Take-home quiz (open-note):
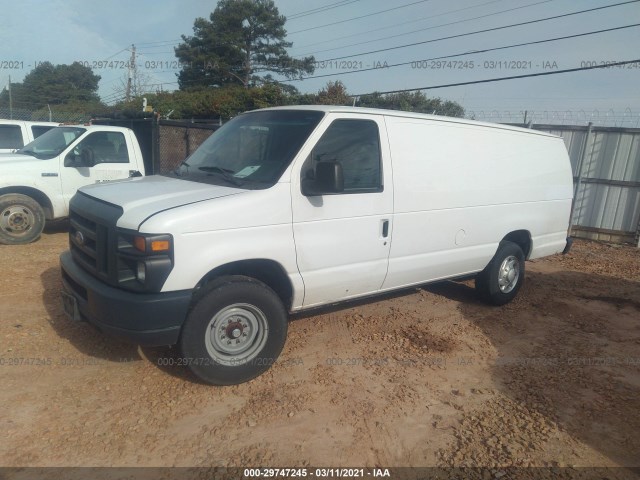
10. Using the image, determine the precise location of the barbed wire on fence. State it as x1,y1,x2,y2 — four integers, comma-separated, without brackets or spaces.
465,108,640,127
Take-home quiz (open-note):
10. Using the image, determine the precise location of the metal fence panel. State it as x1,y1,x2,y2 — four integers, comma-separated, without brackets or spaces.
532,124,640,245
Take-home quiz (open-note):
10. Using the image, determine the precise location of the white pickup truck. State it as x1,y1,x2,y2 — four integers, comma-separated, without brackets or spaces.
0,125,145,244
0,119,59,153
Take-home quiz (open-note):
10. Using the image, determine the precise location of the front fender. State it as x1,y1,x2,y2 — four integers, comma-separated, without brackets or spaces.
0,176,65,218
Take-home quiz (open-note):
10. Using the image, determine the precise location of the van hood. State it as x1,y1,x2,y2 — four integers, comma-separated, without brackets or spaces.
79,175,248,230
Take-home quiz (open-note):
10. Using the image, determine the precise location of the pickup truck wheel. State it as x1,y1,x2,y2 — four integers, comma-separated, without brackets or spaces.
475,241,525,306
179,275,288,385
0,194,46,245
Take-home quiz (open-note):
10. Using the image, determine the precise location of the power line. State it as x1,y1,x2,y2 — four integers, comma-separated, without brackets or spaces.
291,0,505,52
288,0,434,35
315,0,640,63
98,1,639,92
282,23,640,82
287,0,363,20
294,0,554,58
135,39,182,47
352,59,640,96
104,47,131,61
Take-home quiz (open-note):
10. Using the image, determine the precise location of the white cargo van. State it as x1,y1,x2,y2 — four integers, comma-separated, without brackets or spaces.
60,106,573,385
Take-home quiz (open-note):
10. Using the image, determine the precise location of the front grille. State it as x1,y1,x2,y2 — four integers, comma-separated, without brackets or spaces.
68,193,123,285
70,211,99,272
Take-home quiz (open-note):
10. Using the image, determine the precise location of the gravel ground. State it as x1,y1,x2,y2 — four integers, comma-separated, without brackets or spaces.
1,226,639,474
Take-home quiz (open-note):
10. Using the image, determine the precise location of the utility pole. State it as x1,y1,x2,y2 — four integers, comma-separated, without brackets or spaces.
8,75,13,119
126,44,136,102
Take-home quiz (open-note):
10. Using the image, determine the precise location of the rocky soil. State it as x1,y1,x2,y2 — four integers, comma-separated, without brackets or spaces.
1,226,639,477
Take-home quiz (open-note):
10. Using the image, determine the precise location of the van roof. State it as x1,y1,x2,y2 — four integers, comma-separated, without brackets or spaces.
258,105,558,138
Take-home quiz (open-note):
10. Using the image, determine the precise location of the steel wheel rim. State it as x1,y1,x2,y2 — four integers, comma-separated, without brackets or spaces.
498,255,520,293
1,204,35,235
205,303,269,366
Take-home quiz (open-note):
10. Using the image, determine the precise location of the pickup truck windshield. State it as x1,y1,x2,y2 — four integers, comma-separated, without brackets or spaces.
168,110,324,189
17,127,86,160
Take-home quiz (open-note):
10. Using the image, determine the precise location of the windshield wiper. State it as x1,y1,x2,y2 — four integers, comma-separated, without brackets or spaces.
198,166,243,186
173,161,190,177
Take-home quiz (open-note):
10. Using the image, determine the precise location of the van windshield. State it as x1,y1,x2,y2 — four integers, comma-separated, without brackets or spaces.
167,110,324,189
17,127,86,160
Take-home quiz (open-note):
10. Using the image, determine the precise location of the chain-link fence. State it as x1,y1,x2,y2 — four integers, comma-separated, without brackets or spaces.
0,106,93,123
157,122,219,173
465,108,640,128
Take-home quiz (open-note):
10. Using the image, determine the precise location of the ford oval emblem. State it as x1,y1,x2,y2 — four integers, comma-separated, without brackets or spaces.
75,231,85,246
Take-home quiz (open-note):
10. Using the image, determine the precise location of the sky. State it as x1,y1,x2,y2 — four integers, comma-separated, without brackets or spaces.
1,0,639,125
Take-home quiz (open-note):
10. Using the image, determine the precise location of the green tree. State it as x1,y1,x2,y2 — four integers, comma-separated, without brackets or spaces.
1,62,101,109
315,81,351,106
358,91,464,117
113,83,293,120
175,0,314,89
0,62,102,118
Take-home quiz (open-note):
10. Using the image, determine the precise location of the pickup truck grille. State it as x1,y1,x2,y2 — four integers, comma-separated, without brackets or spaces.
68,193,123,285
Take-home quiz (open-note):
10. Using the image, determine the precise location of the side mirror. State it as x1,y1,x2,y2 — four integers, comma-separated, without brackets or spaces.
302,161,344,196
80,148,96,167
64,148,95,168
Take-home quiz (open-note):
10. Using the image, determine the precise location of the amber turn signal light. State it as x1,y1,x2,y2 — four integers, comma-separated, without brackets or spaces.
151,240,170,252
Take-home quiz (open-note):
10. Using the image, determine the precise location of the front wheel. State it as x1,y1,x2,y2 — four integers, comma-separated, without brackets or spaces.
0,194,46,245
475,241,525,306
179,275,288,385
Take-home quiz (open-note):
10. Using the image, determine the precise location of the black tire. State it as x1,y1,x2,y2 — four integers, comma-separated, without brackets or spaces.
179,275,288,385
475,241,525,306
0,194,46,245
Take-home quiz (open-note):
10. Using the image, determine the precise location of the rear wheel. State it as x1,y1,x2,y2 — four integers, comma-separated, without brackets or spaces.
475,241,525,306
0,194,46,245
179,275,288,385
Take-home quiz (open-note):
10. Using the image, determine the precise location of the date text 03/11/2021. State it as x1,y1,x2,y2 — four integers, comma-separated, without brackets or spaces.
243,468,391,477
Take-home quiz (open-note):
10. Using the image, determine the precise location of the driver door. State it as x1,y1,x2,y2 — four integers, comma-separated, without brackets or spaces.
60,131,133,208
291,114,394,307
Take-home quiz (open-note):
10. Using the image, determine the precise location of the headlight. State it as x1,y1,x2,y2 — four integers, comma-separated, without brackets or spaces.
116,230,174,292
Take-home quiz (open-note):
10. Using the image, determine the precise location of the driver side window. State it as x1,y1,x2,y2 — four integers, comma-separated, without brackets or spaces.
302,119,382,193
65,132,129,167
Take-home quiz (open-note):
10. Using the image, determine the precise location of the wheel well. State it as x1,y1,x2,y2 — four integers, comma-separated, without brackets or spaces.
0,187,55,220
501,230,532,259
196,259,294,310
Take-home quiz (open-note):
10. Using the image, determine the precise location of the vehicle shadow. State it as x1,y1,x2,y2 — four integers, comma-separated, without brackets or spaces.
288,274,483,325
40,266,201,383
435,269,640,468
43,218,70,235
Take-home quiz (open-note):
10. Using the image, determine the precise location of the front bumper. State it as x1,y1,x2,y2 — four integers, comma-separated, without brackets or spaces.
60,251,192,346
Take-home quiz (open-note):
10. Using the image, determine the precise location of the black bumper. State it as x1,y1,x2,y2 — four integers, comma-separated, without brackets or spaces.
60,251,192,346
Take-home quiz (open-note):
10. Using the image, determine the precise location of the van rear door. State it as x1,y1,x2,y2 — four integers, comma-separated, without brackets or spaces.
291,114,394,307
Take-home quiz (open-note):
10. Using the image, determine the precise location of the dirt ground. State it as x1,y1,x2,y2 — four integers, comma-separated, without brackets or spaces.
1,224,639,474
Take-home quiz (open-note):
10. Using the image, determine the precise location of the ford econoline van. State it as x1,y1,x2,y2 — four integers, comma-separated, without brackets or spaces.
60,106,573,385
